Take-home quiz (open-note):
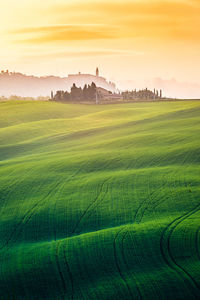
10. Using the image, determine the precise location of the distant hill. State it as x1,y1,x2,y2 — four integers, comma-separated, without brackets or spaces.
0,70,117,97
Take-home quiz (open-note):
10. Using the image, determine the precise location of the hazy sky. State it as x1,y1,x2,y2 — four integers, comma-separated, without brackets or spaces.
1,0,200,95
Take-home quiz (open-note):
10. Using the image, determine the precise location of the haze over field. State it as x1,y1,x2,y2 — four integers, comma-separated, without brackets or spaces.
1,0,200,98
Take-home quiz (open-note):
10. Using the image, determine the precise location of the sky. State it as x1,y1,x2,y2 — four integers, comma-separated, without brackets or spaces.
1,0,200,97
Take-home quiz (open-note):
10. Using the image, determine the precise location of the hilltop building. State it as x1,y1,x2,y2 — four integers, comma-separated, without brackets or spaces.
67,68,117,93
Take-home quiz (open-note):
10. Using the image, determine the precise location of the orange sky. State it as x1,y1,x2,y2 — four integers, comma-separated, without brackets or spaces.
1,0,200,96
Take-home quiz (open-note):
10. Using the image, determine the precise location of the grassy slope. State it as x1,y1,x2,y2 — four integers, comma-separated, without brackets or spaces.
0,100,200,299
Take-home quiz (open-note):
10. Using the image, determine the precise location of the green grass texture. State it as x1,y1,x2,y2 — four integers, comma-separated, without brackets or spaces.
0,100,200,299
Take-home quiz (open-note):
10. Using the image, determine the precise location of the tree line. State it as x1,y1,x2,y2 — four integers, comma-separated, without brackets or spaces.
52,84,163,103
122,88,162,100
53,82,97,102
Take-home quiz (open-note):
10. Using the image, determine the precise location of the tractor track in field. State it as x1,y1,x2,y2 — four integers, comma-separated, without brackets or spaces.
1,159,90,251
76,180,110,231
132,148,172,224
177,151,200,267
52,162,90,300
138,172,171,222
53,168,110,299
55,240,68,299
55,240,74,300
52,159,91,240
160,202,200,298
61,176,110,300
0,167,35,215
113,159,175,300
52,167,86,240
70,178,110,235
52,180,68,241
121,230,143,300
159,148,200,298
139,146,182,221
58,160,116,299
67,159,142,298
112,147,185,299
70,159,139,298
195,225,200,261
133,173,167,224
135,188,164,223
0,179,62,251
129,149,199,298
62,243,74,300
113,228,135,300
112,171,146,300
1,161,85,299
112,164,157,299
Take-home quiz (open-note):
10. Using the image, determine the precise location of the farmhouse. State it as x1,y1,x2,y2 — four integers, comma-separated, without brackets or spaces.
96,87,123,101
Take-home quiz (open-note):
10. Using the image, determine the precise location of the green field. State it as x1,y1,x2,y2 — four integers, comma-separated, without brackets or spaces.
0,100,200,299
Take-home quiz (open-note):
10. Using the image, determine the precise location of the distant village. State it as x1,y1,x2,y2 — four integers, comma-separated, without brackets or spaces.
52,68,163,104
0,68,163,102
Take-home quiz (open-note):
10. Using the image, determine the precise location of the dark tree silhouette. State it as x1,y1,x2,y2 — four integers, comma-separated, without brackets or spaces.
71,83,82,101
53,82,97,102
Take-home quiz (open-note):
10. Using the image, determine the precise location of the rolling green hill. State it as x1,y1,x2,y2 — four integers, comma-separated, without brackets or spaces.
0,100,200,299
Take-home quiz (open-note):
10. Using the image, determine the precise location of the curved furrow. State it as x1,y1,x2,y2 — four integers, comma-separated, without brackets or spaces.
178,155,200,267
113,228,134,299
52,163,90,300
62,242,74,300
53,160,90,240
2,162,96,299
55,240,68,299
113,173,147,297
70,178,110,235
52,180,69,241
0,179,62,251
2,166,85,297
1,160,87,250
121,230,143,300
78,180,110,227
0,171,25,211
132,159,169,224
134,177,164,224
117,149,182,297
143,164,173,216
167,205,200,292
195,226,200,261
138,183,169,223
120,165,180,299
55,240,74,300
0,166,40,223
52,173,110,299
143,142,186,216
160,202,200,298
69,162,142,297
132,192,149,224
112,172,150,300
164,148,200,293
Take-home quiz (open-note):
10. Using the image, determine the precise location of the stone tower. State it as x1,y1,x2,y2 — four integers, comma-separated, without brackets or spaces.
96,67,99,77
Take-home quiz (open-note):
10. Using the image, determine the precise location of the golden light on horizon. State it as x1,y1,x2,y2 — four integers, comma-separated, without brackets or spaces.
1,0,200,96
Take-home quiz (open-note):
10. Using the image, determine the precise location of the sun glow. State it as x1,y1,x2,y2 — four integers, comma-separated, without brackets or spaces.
1,0,200,96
